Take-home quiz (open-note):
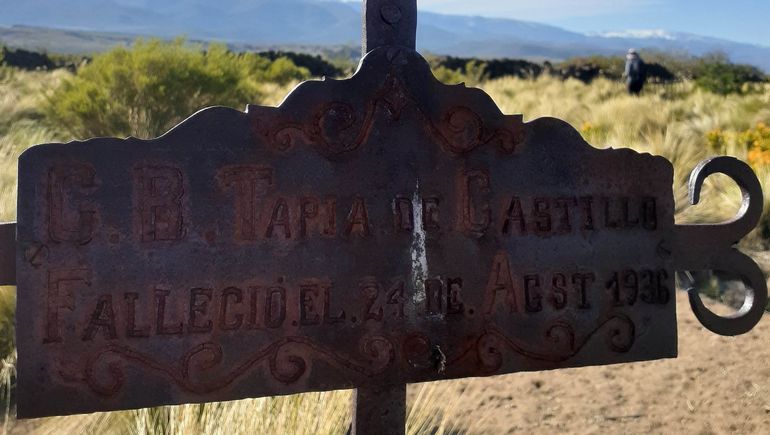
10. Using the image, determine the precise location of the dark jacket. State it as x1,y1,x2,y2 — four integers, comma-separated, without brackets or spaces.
625,56,646,83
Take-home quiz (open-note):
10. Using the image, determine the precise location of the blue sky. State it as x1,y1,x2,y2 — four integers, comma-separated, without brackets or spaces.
414,0,770,46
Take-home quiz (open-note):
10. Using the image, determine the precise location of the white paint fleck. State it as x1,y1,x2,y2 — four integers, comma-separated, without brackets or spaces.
410,180,428,307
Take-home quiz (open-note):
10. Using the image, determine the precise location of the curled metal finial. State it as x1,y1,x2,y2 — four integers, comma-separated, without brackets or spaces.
673,156,767,336
685,250,767,336
689,156,763,239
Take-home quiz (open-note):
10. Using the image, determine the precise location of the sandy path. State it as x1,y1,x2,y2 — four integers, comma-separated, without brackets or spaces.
428,290,770,434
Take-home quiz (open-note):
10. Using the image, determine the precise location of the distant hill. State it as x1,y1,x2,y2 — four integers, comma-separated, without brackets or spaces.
1,0,769,70
0,25,359,65
0,26,143,55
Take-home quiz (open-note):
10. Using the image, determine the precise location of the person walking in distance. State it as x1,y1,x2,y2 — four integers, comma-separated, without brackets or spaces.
624,49,647,95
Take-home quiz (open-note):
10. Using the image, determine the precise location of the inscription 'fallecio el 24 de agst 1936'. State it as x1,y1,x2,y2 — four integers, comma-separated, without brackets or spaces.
13,0,766,421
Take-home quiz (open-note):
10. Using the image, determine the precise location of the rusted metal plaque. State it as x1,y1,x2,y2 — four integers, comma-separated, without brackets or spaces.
14,2,766,420
16,48,672,417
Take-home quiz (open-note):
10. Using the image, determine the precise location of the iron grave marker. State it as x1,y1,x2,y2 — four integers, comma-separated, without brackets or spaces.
6,0,766,431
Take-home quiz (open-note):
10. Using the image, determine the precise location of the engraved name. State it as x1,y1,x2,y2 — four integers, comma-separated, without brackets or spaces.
46,164,662,244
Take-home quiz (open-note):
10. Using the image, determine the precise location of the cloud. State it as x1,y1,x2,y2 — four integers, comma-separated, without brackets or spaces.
415,0,660,21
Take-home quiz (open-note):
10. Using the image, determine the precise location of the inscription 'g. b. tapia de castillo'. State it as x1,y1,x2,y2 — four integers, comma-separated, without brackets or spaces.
12,0,766,422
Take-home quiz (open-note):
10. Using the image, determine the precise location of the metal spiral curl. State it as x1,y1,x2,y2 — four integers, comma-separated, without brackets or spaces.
674,156,768,336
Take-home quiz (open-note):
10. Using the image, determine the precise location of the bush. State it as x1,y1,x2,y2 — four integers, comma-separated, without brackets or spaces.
464,60,489,86
427,58,489,86
739,123,770,166
428,55,541,80
1,47,55,71
0,66,11,83
46,39,310,139
430,65,466,84
263,56,311,85
694,54,766,95
640,51,700,80
557,55,625,80
259,50,343,78
556,55,676,84
704,122,770,248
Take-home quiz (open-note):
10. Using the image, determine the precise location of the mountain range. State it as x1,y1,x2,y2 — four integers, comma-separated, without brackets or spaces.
1,0,769,70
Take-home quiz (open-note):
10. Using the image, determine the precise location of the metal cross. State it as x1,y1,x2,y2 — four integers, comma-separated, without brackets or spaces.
5,0,766,432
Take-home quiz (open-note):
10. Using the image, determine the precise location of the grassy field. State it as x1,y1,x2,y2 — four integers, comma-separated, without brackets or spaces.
0,62,768,434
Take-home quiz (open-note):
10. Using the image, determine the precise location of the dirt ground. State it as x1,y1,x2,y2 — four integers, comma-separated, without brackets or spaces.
429,290,770,434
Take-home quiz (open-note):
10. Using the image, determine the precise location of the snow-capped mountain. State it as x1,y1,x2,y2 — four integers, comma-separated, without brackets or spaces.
594,30,680,41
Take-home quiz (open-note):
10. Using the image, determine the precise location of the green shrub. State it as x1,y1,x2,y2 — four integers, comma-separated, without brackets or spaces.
464,60,489,86
46,39,310,139
557,55,626,79
0,66,11,83
263,56,311,85
259,50,342,78
694,54,766,95
556,55,677,84
431,65,466,84
426,56,488,86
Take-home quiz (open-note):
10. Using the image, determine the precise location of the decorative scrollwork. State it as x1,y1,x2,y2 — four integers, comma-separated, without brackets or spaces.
375,73,412,120
430,106,519,155
476,332,504,372
403,333,432,369
73,335,395,397
439,106,484,153
183,342,223,378
486,128,519,155
313,102,375,154
85,352,126,396
473,314,635,373
269,341,308,384
361,335,396,373
273,125,308,151
257,48,525,157
605,315,636,353
545,321,577,351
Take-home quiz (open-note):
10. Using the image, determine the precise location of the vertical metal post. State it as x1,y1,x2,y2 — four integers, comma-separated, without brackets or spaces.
352,384,407,435
362,0,418,55
355,1,414,433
